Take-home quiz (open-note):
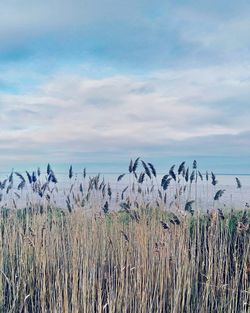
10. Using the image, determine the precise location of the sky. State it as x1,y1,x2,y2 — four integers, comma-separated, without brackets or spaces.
0,0,250,174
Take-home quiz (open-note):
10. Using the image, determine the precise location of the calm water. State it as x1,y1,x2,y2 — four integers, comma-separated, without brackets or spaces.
1,171,250,210
59,172,250,209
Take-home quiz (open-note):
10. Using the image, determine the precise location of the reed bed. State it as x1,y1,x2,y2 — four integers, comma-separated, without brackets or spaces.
0,159,249,312
0,208,249,312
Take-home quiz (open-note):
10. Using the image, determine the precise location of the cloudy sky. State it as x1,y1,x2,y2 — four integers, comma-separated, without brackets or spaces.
0,0,250,173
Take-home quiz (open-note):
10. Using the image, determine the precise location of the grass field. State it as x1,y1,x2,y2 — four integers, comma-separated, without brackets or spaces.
0,159,249,312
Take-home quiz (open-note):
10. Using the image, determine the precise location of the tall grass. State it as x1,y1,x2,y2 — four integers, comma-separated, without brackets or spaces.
0,159,249,312
0,208,249,312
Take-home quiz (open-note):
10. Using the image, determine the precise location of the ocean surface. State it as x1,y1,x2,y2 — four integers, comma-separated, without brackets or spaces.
1,170,249,210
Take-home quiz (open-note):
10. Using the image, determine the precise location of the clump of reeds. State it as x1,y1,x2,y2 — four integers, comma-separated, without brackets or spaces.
0,159,249,312
0,206,249,312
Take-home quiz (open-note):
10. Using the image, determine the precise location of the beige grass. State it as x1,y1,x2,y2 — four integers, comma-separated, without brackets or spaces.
0,208,249,313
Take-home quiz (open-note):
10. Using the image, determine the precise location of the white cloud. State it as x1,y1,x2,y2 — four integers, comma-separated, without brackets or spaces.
0,63,250,163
